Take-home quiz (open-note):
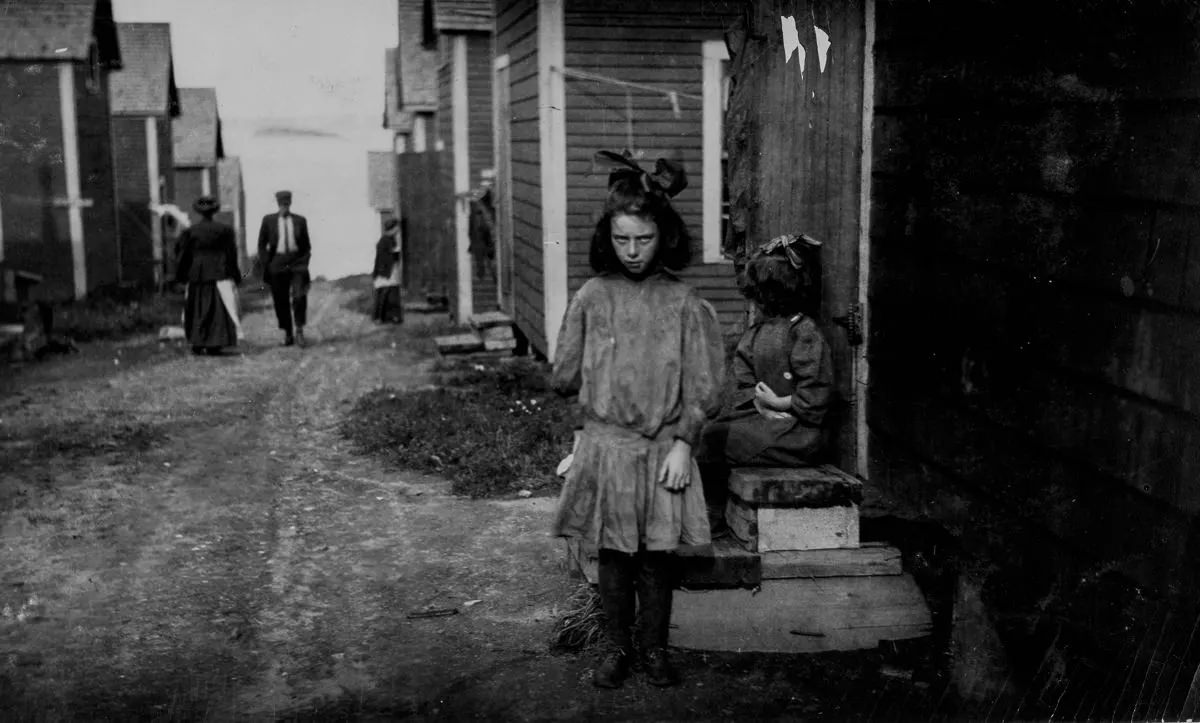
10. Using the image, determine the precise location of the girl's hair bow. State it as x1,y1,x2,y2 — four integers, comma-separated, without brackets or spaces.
754,233,822,269
593,150,688,199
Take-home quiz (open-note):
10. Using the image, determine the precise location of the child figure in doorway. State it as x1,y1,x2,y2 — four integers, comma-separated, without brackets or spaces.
698,234,835,526
551,150,726,689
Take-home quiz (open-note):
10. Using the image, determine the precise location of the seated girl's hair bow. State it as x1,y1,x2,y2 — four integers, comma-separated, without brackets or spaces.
755,233,822,269
593,150,688,199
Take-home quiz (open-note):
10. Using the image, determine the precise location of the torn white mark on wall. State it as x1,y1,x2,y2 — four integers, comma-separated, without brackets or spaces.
814,26,831,72
782,15,802,64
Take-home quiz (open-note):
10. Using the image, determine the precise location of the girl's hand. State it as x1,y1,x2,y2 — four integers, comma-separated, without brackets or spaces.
755,382,792,412
658,439,693,491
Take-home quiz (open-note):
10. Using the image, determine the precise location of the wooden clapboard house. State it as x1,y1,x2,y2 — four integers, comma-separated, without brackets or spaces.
493,0,744,359
718,1,1200,716
0,0,123,306
429,0,498,320
172,89,224,227
109,22,179,290
392,0,451,307
216,156,246,273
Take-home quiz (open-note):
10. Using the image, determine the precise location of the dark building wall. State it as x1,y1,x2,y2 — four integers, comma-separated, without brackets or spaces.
74,62,121,292
563,0,744,332
496,0,544,352
0,61,73,300
112,115,156,286
158,117,175,204
867,1,1200,716
467,33,497,312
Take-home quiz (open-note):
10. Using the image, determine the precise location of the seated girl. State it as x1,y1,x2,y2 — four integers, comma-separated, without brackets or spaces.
699,234,835,518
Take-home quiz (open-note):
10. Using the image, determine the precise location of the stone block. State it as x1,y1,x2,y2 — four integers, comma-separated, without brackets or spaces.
675,537,761,589
480,325,515,342
761,542,902,579
727,496,859,552
728,464,863,507
671,575,932,653
483,337,517,351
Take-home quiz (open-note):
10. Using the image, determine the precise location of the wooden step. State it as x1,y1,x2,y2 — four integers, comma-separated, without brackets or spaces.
434,332,484,354
761,542,902,579
468,311,513,330
671,574,932,653
728,464,863,507
727,496,859,552
676,536,761,589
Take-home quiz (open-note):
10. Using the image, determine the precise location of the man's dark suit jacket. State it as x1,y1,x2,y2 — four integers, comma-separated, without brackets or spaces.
257,212,312,280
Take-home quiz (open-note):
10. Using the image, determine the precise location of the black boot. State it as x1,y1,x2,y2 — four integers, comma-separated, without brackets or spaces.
595,549,635,689
637,551,681,687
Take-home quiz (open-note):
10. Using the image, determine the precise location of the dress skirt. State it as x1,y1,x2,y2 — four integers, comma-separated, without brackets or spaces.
184,281,238,348
553,420,711,554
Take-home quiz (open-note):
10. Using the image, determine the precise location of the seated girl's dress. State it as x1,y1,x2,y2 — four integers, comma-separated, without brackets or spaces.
551,272,726,554
703,312,834,467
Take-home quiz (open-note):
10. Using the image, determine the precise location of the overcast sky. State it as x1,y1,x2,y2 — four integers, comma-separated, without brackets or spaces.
113,0,400,280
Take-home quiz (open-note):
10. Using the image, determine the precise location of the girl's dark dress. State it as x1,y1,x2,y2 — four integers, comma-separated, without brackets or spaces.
176,219,240,349
703,313,834,466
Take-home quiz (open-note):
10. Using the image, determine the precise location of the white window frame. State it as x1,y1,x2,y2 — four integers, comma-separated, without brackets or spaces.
702,39,731,264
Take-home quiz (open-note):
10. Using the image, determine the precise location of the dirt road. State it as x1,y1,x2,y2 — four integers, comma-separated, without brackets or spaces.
0,281,930,721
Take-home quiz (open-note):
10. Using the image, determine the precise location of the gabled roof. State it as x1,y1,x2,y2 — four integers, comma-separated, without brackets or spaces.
383,47,414,133
110,23,178,116
0,0,120,63
218,156,242,207
398,0,438,110
367,151,396,211
431,0,492,33
173,88,224,167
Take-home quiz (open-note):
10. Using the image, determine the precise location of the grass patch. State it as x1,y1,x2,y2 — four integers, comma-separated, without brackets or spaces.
54,286,184,342
340,356,575,498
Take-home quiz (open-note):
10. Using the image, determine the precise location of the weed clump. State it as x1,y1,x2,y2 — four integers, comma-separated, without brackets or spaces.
340,357,575,498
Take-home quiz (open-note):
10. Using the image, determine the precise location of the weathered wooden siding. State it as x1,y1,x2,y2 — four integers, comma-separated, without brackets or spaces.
75,63,122,293
0,62,73,300
867,1,1200,717
723,0,866,470
398,150,455,302
113,116,156,286
467,33,497,312
563,0,744,334
497,0,545,353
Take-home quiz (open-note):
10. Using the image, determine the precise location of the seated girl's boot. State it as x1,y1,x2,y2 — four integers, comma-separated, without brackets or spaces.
592,644,631,688
642,646,680,687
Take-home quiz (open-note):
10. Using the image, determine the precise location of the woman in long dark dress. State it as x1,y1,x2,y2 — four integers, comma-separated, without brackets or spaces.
176,196,241,355
371,218,403,323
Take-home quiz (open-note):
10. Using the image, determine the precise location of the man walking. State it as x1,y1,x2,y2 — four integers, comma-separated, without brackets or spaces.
257,190,312,347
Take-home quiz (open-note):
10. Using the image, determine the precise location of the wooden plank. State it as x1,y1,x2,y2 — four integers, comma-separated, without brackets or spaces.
435,332,484,354
468,310,513,329
671,575,932,653
676,536,761,589
729,464,864,507
761,543,903,579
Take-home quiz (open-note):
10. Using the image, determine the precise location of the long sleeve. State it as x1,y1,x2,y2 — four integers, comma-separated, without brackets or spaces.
550,288,586,396
788,318,834,427
174,229,194,283
675,295,726,447
730,325,758,411
223,227,241,282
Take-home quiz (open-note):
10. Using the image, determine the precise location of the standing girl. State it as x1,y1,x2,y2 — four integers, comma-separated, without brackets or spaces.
552,151,726,689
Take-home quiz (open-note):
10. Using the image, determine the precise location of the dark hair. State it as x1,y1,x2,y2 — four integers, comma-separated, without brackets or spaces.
588,176,692,273
740,244,822,318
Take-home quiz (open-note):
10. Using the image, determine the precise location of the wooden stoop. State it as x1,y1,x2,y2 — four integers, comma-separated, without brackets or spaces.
670,464,932,653
434,311,517,359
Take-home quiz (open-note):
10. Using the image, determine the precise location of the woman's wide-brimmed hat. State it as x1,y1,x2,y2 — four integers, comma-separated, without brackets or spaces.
193,196,219,214
592,150,687,199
